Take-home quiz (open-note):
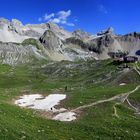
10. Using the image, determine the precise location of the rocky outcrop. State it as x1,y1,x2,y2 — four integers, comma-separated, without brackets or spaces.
39,30,69,61
39,30,94,61
0,41,45,65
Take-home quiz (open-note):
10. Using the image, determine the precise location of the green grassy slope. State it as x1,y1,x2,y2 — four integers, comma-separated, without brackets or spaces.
0,60,140,140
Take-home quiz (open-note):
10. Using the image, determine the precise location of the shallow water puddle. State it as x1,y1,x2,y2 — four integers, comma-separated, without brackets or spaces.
15,94,76,122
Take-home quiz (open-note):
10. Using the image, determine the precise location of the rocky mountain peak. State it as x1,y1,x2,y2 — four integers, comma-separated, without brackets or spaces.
46,22,66,30
0,18,23,28
107,27,114,33
11,19,23,27
0,18,9,24
125,32,140,38
72,29,95,41
46,22,62,30
97,27,114,36
46,22,72,40
39,29,63,50
72,29,91,38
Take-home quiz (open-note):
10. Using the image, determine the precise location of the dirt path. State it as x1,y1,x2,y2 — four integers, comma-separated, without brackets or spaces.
70,63,140,113
113,103,120,118
135,61,140,70
71,85,140,112
125,62,140,113
126,99,138,112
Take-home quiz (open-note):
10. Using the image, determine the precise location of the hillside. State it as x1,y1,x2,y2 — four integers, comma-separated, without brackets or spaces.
0,59,140,139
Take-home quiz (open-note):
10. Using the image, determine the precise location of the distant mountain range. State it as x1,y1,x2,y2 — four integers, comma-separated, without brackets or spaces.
0,18,140,65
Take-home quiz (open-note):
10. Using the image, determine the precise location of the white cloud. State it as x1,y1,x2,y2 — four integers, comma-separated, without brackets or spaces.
98,4,108,14
39,10,75,27
65,23,75,27
44,13,55,20
51,18,60,23
57,10,71,20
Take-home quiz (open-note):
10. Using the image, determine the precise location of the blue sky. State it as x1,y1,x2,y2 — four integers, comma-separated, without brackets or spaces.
1,0,140,34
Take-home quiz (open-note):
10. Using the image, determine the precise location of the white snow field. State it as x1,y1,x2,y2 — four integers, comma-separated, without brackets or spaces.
15,94,77,122
15,94,66,111
53,112,76,122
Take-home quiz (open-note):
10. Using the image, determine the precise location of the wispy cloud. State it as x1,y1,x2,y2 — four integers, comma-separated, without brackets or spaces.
44,13,55,20
98,4,108,14
57,10,71,20
38,10,75,26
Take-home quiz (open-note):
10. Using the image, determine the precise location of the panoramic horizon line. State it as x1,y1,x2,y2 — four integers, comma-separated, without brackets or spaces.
0,17,138,35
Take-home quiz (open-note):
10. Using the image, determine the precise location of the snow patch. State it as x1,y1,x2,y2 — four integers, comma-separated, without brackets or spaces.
15,94,66,111
15,94,77,122
120,83,126,86
53,112,76,122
